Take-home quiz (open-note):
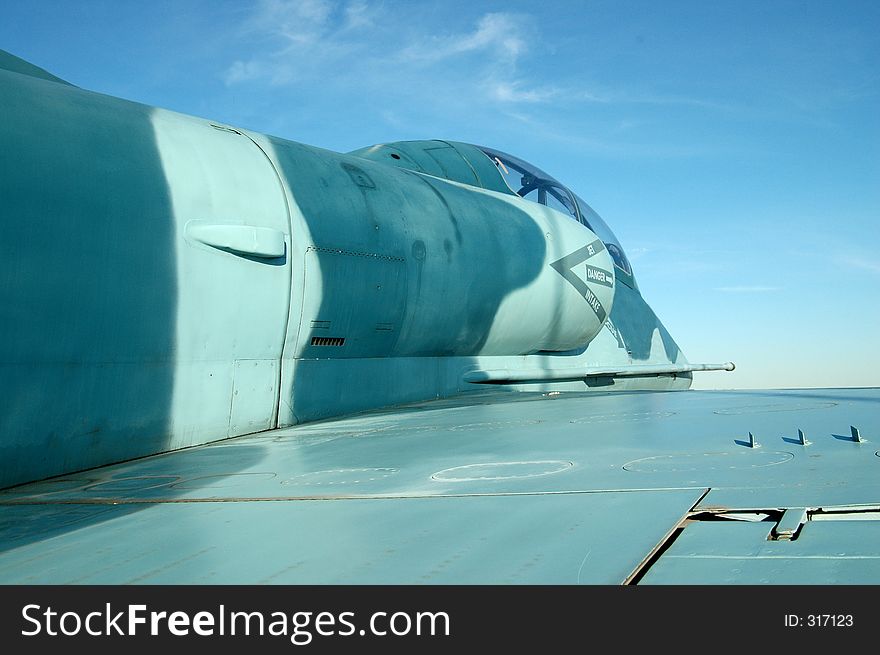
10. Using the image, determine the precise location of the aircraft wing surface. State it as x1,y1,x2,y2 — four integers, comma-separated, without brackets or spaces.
1,388,878,584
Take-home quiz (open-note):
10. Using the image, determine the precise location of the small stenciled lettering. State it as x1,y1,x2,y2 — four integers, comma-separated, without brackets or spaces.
583,288,606,322
604,320,617,338
549,240,609,318
584,288,601,313
586,265,614,288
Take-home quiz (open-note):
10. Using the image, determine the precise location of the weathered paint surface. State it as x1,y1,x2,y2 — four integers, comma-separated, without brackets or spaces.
1,50,687,488
2,50,875,587
0,389,876,584
0,63,179,486
152,110,291,446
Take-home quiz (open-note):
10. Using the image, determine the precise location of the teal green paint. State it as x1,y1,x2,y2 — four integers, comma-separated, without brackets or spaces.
420,143,480,187
1,388,877,584
0,50,695,489
0,490,703,584
641,521,880,584
349,139,513,196
269,137,547,357
0,67,177,488
268,137,553,422
445,141,516,194
0,49,72,86
609,282,684,363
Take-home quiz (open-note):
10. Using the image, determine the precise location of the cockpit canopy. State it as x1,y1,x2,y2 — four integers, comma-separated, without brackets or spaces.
479,147,579,221
348,139,634,282
477,146,632,278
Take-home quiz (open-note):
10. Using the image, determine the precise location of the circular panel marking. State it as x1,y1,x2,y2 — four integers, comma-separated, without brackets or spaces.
448,419,544,432
714,402,837,415
569,411,676,424
431,460,573,482
282,468,399,486
84,476,180,493
0,477,98,497
623,451,794,473
170,472,277,489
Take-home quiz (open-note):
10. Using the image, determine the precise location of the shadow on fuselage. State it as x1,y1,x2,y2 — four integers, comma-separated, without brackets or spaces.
609,282,682,364
0,67,180,488
268,139,549,422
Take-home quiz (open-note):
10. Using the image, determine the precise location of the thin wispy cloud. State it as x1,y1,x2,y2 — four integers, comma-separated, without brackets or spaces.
341,0,374,31
225,59,265,86
489,81,561,104
626,247,651,261
247,0,333,45
715,286,783,293
397,12,527,64
218,0,785,159
224,0,378,86
839,255,880,274
222,1,726,117
223,1,544,105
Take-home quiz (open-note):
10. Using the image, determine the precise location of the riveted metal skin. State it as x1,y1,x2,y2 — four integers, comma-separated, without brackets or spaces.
11,51,875,586
1,50,687,487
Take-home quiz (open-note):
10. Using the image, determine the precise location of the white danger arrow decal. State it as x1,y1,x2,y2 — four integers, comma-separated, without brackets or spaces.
549,238,612,323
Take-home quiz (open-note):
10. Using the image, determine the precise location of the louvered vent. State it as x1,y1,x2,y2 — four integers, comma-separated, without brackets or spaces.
310,337,346,347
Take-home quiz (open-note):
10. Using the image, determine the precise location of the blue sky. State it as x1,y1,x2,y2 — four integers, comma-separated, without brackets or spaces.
2,0,878,389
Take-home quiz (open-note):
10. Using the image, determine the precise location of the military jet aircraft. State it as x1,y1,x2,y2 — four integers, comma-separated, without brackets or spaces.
1,49,877,584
